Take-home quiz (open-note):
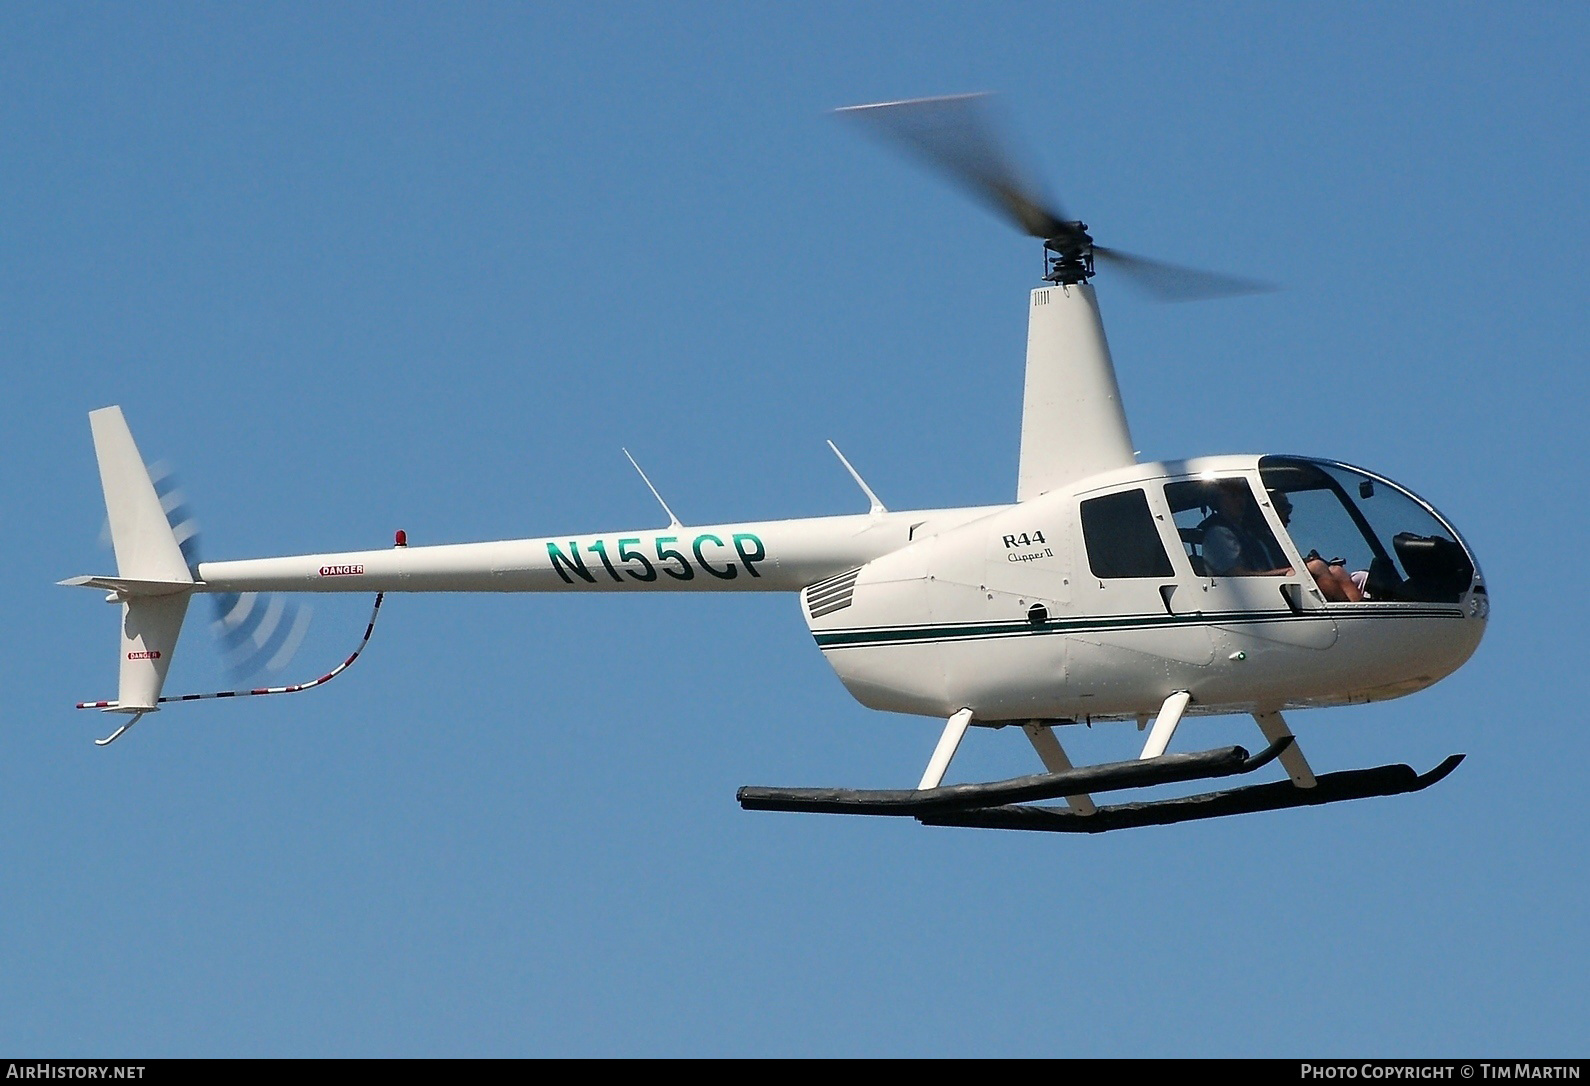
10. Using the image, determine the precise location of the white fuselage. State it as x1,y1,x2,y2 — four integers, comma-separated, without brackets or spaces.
803,456,1486,723
75,284,1487,724
191,454,1486,726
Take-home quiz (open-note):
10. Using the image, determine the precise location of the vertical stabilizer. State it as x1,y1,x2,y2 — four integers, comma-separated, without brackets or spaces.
91,407,195,585
86,407,194,711
114,594,190,712
1016,284,1136,501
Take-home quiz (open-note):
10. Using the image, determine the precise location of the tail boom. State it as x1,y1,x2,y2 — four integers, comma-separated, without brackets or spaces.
192,508,1002,595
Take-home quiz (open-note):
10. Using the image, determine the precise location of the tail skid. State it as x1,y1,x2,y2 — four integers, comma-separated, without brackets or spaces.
93,711,147,747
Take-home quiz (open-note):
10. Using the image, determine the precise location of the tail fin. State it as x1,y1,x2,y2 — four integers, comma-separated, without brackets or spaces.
91,407,194,585
65,407,196,712
111,593,191,713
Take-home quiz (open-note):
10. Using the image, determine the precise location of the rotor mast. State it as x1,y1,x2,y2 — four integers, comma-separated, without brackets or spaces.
1017,278,1134,500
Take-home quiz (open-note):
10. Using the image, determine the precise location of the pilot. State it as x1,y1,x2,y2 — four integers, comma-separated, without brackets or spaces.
1200,479,1291,577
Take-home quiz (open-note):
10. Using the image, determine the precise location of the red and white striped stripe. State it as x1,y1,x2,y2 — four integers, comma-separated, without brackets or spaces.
77,593,385,711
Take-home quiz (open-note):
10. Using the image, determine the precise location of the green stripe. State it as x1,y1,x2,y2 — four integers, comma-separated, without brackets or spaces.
813,607,1465,650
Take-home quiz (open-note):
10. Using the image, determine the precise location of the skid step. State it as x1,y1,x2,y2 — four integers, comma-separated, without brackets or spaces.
917,755,1465,834
737,739,1290,817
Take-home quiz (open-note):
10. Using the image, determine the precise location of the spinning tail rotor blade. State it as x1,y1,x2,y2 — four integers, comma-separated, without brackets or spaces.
836,93,1070,240
212,589,313,676
151,466,313,679
151,463,199,562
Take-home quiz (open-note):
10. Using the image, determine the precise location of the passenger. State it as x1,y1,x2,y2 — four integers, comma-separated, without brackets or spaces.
1268,490,1366,602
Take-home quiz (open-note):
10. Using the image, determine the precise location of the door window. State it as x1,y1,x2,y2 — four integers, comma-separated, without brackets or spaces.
1164,478,1290,578
1079,489,1174,579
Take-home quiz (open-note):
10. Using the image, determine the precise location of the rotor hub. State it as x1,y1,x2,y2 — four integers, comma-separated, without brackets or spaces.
1043,222,1095,285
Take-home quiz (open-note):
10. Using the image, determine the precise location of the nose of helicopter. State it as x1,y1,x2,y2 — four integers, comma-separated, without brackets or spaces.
1467,582,1490,621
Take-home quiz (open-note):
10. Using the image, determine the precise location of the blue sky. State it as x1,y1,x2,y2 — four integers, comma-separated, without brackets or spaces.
3,3,1586,1056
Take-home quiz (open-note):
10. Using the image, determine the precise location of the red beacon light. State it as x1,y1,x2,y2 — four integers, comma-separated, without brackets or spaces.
394,530,407,548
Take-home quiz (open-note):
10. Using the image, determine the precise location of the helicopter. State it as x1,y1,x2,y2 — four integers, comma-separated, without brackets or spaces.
64,95,1487,833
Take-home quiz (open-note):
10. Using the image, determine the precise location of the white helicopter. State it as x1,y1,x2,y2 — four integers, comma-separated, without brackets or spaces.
65,95,1487,833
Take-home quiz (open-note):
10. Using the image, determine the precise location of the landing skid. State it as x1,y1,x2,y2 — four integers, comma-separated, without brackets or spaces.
737,698,1465,834
738,739,1291,817
919,755,1464,834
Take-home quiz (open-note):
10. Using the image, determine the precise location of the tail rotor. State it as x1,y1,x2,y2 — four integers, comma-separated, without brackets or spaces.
68,406,386,744
149,464,314,681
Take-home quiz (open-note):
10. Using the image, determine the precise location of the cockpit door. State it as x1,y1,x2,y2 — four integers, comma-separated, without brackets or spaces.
1162,475,1337,651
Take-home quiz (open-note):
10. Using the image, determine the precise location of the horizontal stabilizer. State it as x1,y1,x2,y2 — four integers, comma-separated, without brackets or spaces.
60,575,200,597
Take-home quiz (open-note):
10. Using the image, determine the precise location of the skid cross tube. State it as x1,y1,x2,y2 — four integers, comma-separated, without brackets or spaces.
737,738,1291,817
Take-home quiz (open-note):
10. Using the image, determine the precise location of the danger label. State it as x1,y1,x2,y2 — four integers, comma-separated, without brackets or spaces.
318,564,365,577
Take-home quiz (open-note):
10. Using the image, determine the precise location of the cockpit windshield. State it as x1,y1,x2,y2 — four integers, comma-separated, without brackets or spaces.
1258,457,1475,603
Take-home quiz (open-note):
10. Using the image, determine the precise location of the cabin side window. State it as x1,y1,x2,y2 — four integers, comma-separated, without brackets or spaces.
1080,489,1174,579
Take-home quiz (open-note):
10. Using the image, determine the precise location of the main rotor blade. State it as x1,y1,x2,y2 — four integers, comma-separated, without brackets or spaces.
1094,245,1278,303
835,93,1068,239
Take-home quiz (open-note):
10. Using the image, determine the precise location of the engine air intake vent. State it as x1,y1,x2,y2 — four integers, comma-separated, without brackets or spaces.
804,568,862,620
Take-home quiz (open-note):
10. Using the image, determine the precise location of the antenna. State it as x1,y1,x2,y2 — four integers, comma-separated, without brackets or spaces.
623,448,682,528
827,440,886,514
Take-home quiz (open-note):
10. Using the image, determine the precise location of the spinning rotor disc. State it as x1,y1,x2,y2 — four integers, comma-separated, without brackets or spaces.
836,93,1273,298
